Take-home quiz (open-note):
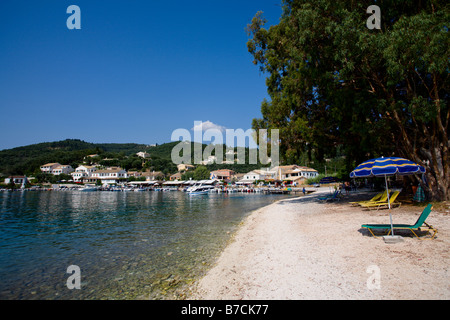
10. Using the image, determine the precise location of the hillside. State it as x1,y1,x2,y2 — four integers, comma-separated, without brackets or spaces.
0,139,267,176
0,139,156,176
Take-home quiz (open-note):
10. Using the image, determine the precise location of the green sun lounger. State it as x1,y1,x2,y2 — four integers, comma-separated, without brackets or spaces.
362,204,438,239
318,190,342,202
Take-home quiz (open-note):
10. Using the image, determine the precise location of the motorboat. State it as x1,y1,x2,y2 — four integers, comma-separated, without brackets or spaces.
187,185,214,195
80,185,98,192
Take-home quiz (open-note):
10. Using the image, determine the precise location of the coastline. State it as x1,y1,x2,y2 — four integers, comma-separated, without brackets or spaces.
187,189,449,300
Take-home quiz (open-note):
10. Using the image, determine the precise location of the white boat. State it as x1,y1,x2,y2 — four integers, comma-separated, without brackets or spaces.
188,185,214,195
80,186,98,192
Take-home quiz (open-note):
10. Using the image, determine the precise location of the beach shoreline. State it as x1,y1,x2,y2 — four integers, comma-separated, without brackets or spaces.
187,189,449,300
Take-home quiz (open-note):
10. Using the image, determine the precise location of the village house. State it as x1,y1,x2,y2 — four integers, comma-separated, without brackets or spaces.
241,169,277,183
142,170,165,181
201,155,217,165
40,163,74,175
271,165,319,182
170,172,182,181
51,165,74,175
136,152,151,159
127,170,143,178
177,163,195,172
40,163,61,174
71,165,97,182
210,169,236,182
4,176,28,185
84,154,99,159
90,167,127,184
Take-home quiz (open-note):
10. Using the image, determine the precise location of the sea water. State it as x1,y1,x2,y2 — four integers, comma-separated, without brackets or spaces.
0,190,292,299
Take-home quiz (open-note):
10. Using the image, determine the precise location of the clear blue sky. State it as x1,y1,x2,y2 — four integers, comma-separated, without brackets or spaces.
0,0,283,150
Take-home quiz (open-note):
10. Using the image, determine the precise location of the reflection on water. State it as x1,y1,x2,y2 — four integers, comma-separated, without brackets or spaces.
0,190,292,299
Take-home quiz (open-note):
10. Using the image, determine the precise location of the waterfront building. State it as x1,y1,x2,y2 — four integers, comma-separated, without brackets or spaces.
271,165,319,182
242,169,277,183
71,165,97,182
90,167,128,184
4,176,28,185
170,172,182,181
210,169,236,182
142,170,165,181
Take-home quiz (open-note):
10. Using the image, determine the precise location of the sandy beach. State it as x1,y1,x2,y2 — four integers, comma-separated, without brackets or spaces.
189,188,449,300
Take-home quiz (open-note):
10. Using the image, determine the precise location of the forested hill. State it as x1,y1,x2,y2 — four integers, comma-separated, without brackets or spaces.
0,139,269,177
0,139,161,176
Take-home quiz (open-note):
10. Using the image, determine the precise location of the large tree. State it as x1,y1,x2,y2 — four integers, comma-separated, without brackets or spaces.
247,0,449,200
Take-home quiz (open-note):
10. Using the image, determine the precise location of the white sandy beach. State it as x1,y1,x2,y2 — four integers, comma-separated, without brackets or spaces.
189,188,449,300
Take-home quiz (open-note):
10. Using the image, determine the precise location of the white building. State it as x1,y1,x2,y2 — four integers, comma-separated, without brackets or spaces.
177,163,195,172
241,169,277,183
71,165,97,182
90,167,127,184
201,155,217,165
271,165,319,182
51,165,74,175
4,176,28,185
136,152,151,159
40,163,61,174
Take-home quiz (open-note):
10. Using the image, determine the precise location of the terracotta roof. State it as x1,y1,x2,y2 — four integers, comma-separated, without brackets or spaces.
41,163,60,167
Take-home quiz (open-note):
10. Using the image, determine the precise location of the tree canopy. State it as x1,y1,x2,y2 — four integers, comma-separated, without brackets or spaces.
247,0,449,200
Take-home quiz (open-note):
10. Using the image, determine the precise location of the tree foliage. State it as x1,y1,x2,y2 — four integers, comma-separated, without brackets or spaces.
247,0,449,200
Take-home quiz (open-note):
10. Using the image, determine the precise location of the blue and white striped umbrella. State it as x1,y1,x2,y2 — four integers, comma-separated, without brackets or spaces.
350,157,426,238
350,157,425,178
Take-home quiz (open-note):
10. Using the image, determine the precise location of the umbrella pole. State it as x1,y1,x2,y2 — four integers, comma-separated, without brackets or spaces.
384,174,394,236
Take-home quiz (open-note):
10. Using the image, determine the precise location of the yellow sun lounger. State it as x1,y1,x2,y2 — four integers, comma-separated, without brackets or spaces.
359,190,401,210
350,190,387,207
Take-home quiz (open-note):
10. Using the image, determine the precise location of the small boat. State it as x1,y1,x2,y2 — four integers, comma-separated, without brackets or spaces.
80,186,98,192
188,185,214,196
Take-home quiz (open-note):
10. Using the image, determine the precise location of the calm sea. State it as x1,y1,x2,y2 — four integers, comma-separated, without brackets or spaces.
0,190,293,299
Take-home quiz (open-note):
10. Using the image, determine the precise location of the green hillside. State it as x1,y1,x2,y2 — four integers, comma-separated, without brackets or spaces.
0,139,155,176
0,139,267,177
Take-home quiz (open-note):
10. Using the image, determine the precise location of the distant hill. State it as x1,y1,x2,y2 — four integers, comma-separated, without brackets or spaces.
0,139,266,176
0,139,167,176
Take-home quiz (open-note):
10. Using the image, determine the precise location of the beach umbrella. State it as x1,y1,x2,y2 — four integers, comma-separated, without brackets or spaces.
350,157,425,241
319,176,339,184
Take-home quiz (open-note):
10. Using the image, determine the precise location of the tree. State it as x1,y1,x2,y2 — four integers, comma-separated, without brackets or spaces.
193,166,210,180
247,0,449,200
181,170,195,181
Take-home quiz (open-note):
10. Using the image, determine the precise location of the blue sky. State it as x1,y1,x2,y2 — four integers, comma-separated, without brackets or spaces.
0,0,282,150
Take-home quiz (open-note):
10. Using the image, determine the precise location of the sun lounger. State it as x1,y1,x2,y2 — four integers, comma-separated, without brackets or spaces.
318,190,342,202
350,191,387,207
318,190,337,201
361,204,437,239
359,190,401,210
